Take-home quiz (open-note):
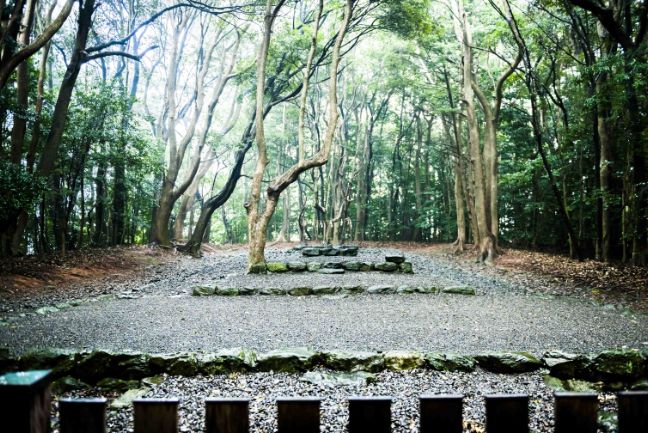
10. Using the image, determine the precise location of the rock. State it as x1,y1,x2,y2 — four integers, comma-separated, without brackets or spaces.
19,348,76,375
266,262,289,273
342,261,362,271
215,287,239,296
631,379,648,390
149,353,200,376
359,262,374,271
321,350,385,372
384,351,425,370
256,348,319,372
415,286,438,294
35,306,59,315
50,376,90,394
192,286,216,296
399,262,414,274
74,350,117,382
476,352,543,373
111,388,149,409
302,371,376,387
425,353,476,372
385,253,405,264
322,262,343,269
247,263,267,274
543,350,592,378
306,262,322,271
287,261,307,271
374,262,399,272
340,285,365,294
97,377,140,392
288,286,311,296
591,348,645,380
367,285,396,294
116,353,152,379
339,246,359,256
237,287,257,296
312,285,339,295
543,375,600,392
324,248,340,256
141,375,165,386
200,348,257,374
442,286,476,296
318,268,344,274
396,285,415,294
302,248,322,257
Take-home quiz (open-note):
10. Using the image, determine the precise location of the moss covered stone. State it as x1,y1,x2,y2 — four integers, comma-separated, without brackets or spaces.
267,262,289,273
374,262,399,272
256,348,319,372
215,287,239,296
312,285,339,295
384,351,425,370
306,262,322,271
425,353,476,372
476,352,543,373
287,261,307,271
342,261,362,271
321,350,385,372
367,285,396,294
192,286,216,296
591,348,646,380
288,286,311,296
442,286,476,295
399,262,414,273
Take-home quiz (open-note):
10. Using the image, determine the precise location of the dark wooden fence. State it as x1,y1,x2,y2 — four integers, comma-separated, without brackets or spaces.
2,370,648,433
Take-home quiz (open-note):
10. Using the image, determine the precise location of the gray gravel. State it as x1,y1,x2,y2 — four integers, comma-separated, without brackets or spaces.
2,292,646,356
52,369,617,433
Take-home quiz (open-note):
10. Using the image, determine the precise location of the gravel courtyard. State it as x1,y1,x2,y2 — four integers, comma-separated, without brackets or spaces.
1,246,646,356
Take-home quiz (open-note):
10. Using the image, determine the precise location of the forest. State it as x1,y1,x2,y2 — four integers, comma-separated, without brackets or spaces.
1,0,647,269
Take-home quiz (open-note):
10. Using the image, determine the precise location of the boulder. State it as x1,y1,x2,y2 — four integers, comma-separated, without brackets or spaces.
111,388,149,409
19,348,76,376
116,353,152,379
256,348,319,372
476,352,543,373
302,248,322,257
307,262,322,272
324,248,340,256
374,262,399,272
543,375,600,392
359,262,373,271
425,353,476,372
385,253,405,264
441,286,476,296
384,351,425,370
415,286,438,294
396,285,415,294
248,263,267,274
342,261,362,271
215,287,239,296
322,262,343,269
50,376,90,394
340,285,365,294
97,377,140,392
543,350,593,379
288,286,311,296
302,371,376,387
149,353,200,376
237,287,257,296
312,285,339,295
287,261,307,271
339,246,359,257
191,286,216,296
367,285,396,294
318,268,345,274
267,262,289,273
590,349,646,381
35,306,59,315
200,348,257,374
320,350,385,372
73,350,117,382
399,262,414,274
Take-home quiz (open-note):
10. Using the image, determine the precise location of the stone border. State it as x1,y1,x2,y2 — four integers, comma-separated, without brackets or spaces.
192,284,476,297
263,260,414,274
2,347,646,390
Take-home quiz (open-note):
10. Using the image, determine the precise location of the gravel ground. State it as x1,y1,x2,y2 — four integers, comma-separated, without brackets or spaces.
1,247,647,355
52,369,617,433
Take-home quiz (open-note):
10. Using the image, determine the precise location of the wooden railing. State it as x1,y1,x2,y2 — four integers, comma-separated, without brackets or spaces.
1,370,647,433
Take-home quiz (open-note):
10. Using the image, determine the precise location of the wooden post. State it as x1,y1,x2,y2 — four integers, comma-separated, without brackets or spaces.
134,398,180,433
205,398,250,433
348,397,392,433
419,394,463,433
59,398,107,433
485,394,528,433
617,391,648,433
0,370,52,433
277,397,320,433
554,392,598,433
